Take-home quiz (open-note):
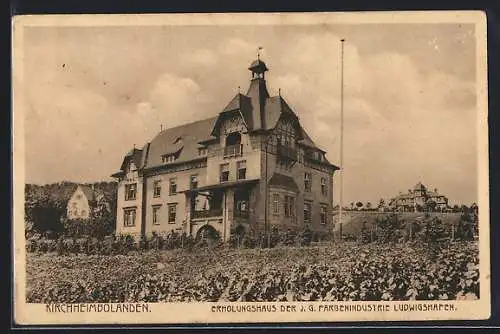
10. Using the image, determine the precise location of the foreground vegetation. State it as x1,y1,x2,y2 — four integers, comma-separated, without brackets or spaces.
26,240,479,303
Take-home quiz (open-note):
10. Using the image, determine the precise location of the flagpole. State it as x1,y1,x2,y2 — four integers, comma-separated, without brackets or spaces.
339,38,345,242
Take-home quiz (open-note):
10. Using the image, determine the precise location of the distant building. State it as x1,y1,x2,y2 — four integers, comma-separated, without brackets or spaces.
389,182,449,212
111,57,339,241
66,185,110,220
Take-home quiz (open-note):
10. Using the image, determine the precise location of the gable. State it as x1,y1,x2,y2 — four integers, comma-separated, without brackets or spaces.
273,113,303,141
68,186,92,207
219,112,248,135
211,110,249,138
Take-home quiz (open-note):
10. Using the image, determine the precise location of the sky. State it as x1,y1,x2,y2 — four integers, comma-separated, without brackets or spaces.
22,22,478,205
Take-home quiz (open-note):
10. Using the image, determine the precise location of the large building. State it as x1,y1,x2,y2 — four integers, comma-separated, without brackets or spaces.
388,182,449,212
111,57,339,241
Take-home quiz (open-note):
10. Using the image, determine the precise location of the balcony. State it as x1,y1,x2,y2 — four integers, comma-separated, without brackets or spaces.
191,209,223,219
223,144,243,158
277,145,298,161
304,152,324,164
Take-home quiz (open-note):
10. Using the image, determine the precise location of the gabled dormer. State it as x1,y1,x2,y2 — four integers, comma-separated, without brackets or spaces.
111,147,145,181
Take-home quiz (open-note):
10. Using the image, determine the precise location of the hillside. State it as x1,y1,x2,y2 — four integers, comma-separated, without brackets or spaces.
332,211,463,236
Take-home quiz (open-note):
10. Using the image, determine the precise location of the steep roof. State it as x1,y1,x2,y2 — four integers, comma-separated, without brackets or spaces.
120,148,144,171
414,182,427,191
145,117,218,169
113,58,336,175
79,185,95,202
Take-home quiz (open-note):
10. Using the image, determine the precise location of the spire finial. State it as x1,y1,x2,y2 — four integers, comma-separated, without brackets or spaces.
257,46,263,60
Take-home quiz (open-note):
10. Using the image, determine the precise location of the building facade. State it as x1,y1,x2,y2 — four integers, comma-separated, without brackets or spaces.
388,182,449,212
111,58,339,241
66,185,110,220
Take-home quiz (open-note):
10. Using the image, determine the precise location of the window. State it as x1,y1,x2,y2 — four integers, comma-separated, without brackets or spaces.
190,175,198,189
237,160,246,180
298,148,304,163
304,202,311,224
284,195,296,218
198,147,208,156
168,204,177,223
220,163,229,182
236,200,249,216
320,205,327,225
321,177,327,196
152,205,161,225
162,154,176,163
304,173,312,192
125,183,137,200
169,178,177,195
153,180,161,198
123,208,136,227
272,194,280,215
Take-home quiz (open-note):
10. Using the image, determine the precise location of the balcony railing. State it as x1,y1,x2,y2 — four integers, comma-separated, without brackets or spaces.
234,210,249,218
223,144,243,158
191,208,223,219
277,145,298,161
304,152,323,164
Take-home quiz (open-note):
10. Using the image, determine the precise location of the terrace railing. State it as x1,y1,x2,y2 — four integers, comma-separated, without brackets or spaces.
223,144,243,158
191,208,223,219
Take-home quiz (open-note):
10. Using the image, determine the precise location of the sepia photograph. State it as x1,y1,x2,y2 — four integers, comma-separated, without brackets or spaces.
12,11,490,324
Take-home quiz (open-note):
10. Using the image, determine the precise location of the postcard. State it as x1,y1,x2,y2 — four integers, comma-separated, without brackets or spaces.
12,11,490,325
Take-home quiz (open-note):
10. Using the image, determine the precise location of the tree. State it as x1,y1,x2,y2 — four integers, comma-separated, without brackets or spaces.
452,205,460,213
359,221,370,244
375,214,401,243
366,202,372,211
470,202,478,215
377,198,385,211
421,217,447,244
425,200,437,212
89,207,115,240
355,202,363,211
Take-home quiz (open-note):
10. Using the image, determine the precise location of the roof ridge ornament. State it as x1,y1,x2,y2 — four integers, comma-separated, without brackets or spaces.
257,46,263,60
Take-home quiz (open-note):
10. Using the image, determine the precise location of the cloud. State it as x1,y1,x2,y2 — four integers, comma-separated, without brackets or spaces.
270,32,477,204
219,38,255,55
148,72,215,128
183,48,218,67
22,26,478,205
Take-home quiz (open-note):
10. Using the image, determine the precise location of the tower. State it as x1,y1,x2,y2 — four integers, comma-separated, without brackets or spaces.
246,58,270,129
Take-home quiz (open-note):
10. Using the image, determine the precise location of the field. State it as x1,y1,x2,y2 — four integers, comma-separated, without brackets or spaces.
26,241,479,303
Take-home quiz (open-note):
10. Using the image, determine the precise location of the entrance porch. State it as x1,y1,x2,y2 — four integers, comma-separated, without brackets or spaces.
182,179,259,241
